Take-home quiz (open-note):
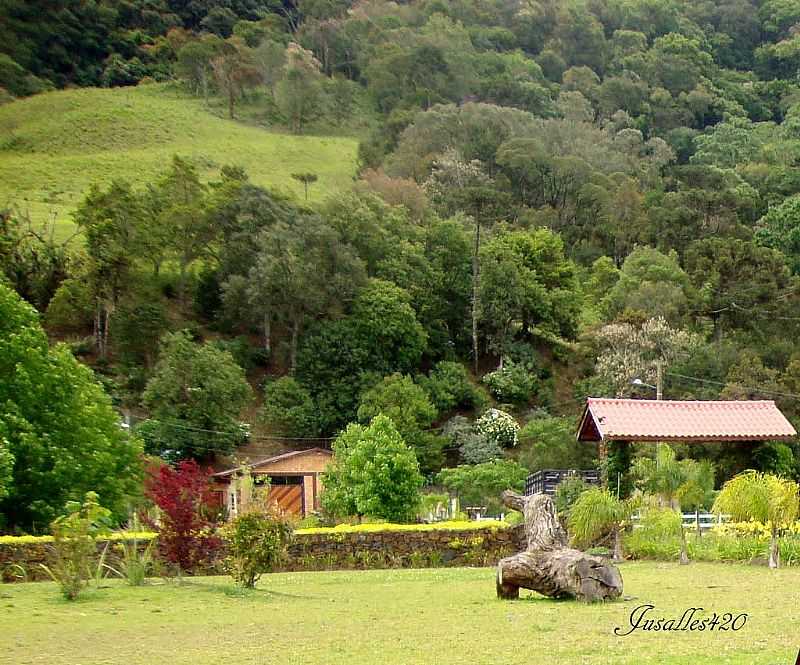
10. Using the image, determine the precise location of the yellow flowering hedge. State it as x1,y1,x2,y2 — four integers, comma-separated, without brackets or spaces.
0,532,157,545
0,521,508,544
295,520,510,535
713,521,800,539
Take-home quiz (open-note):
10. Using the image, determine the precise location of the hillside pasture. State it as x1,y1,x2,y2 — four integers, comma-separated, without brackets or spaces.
0,84,359,240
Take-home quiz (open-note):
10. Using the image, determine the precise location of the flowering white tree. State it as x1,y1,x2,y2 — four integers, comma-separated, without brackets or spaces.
594,317,700,397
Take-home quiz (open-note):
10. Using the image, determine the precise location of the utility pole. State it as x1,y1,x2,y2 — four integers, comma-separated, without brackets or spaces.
656,360,664,401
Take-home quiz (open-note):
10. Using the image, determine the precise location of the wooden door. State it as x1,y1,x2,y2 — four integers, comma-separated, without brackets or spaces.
268,484,304,516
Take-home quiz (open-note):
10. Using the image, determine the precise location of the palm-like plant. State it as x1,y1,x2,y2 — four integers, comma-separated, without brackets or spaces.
712,471,799,568
568,487,639,562
631,445,686,509
633,446,716,563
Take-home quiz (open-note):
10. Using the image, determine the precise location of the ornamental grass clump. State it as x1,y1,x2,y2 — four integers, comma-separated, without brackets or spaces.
222,510,293,588
568,487,639,563
108,515,156,586
40,491,113,600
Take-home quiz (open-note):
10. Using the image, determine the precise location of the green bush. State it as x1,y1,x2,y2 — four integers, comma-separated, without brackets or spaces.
418,361,487,413
624,509,683,560
260,376,320,437
459,432,503,464
222,511,293,588
482,359,539,404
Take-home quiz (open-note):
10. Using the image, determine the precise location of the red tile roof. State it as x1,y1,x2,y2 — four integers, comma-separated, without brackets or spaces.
577,398,797,442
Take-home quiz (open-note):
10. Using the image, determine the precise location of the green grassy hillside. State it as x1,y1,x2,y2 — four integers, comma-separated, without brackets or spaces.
0,83,359,238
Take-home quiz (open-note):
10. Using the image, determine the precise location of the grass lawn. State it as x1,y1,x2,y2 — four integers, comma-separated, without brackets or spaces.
2,563,798,665
0,84,359,240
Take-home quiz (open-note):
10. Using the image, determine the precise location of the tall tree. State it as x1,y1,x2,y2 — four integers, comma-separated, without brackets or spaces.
140,331,253,461
0,283,142,532
74,180,143,357
249,214,365,372
211,37,261,119
275,42,325,133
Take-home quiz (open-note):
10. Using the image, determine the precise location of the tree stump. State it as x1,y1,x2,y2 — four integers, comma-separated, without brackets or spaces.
496,490,623,602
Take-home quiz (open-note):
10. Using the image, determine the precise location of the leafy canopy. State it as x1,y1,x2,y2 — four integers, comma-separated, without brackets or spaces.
0,283,142,532
141,330,253,461
322,415,423,523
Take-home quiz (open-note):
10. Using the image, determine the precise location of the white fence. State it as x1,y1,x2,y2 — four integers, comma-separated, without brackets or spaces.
631,511,729,532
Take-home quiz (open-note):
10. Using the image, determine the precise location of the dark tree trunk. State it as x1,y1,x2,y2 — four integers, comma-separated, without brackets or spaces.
496,491,624,603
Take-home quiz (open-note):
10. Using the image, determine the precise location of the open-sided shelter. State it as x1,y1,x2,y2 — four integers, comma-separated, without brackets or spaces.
577,398,796,449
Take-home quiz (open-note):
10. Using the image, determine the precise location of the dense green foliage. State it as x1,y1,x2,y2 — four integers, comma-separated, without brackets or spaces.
322,416,424,522
436,459,527,515
0,284,142,533
140,331,253,460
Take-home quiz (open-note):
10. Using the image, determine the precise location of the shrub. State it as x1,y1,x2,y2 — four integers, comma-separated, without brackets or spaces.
482,359,539,404
222,511,293,588
436,460,528,515
260,376,320,437
624,508,683,560
459,432,502,464
418,361,487,412
475,409,519,448
144,461,222,573
41,492,113,600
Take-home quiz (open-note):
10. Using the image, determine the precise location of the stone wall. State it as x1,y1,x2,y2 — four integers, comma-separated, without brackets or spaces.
282,526,526,571
0,526,526,582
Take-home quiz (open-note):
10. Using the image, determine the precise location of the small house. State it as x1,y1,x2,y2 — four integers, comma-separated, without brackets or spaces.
212,448,333,518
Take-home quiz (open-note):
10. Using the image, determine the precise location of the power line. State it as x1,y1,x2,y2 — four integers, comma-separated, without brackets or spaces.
666,371,800,401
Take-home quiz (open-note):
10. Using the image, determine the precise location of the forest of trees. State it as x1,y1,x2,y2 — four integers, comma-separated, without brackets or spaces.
3,0,800,531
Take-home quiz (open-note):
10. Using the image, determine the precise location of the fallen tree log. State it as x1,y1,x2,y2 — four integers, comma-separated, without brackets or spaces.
496,490,623,602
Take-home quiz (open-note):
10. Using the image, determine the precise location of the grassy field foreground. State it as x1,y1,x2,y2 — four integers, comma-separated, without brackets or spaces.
1,563,798,665
0,84,359,237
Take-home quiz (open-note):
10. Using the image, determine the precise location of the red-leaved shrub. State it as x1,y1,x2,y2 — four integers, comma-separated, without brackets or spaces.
144,460,222,573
